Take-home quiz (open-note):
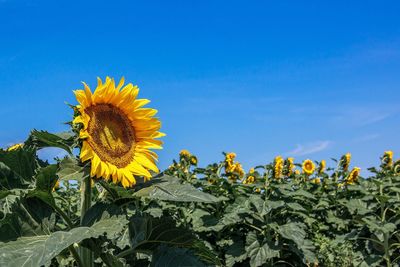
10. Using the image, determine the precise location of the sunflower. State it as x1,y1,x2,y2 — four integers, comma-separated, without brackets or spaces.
243,175,255,184
284,157,295,176
382,151,393,167
341,153,351,171
346,167,360,185
302,159,315,175
274,156,284,179
6,143,23,151
318,160,326,174
311,178,321,184
190,156,198,165
180,149,191,158
73,77,164,188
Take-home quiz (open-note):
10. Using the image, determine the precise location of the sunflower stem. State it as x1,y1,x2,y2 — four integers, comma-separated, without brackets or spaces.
80,175,93,267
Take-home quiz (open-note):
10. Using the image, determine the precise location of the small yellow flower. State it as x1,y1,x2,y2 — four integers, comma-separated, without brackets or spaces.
249,168,255,174
393,160,400,174
180,149,191,158
346,167,360,184
337,182,345,188
6,143,23,151
233,163,245,177
255,188,261,193
52,180,60,192
318,160,326,174
243,175,255,184
226,152,236,160
341,153,351,171
208,178,216,185
285,157,295,176
274,156,284,179
311,178,321,184
302,159,315,175
383,151,393,167
294,169,301,175
190,156,198,165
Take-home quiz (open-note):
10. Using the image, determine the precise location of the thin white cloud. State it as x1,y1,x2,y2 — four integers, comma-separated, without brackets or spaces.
286,141,332,156
354,133,380,143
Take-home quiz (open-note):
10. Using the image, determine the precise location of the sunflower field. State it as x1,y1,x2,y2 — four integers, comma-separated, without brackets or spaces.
1,77,400,267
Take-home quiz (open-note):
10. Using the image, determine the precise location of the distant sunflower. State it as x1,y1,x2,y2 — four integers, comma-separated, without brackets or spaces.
73,77,164,188
302,159,315,175
274,156,284,179
341,153,351,171
383,151,393,167
346,167,360,184
318,160,326,174
6,143,23,151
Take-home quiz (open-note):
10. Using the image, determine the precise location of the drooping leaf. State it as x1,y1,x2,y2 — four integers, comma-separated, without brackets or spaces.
246,231,280,267
225,240,248,267
0,216,128,267
134,180,220,203
35,164,58,192
0,147,38,183
129,214,195,250
26,129,75,154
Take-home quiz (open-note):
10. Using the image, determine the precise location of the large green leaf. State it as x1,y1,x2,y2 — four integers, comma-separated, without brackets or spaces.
0,162,28,190
277,222,315,262
0,216,128,267
0,189,57,242
35,164,58,192
134,180,220,203
225,240,248,267
57,157,88,182
26,130,75,154
0,147,38,183
246,232,279,267
129,214,195,250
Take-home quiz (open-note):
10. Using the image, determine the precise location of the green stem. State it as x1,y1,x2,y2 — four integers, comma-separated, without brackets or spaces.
54,205,74,229
69,245,84,267
80,176,93,267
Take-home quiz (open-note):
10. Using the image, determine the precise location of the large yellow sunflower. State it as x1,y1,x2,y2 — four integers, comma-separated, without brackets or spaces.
73,77,164,188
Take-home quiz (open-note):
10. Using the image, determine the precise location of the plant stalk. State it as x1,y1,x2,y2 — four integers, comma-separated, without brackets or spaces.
80,176,93,267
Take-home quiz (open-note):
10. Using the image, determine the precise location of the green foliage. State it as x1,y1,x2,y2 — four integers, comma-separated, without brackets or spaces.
1,132,400,266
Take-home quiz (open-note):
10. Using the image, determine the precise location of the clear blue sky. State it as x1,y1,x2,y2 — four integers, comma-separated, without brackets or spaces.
1,0,399,175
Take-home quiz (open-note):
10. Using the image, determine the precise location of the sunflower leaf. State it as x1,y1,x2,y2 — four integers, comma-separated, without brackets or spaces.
134,180,220,203
0,216,128,267
26,129,75,154
57,157,88,182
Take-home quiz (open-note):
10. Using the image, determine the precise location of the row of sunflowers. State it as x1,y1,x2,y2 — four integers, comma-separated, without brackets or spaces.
1,77,399,266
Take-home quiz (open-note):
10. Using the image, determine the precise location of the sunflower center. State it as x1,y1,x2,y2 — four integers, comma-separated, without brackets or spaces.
305,163,312,170
86,104,136,168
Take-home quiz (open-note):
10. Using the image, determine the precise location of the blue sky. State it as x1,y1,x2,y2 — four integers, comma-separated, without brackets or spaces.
1,0,399,175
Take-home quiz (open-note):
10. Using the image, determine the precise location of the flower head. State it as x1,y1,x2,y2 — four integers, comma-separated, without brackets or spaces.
311,178,321,184
243,175,255,184
180,149,191,158
382,150,393,168
190,156,198,165
274,156,284,179
6,143,23,151
340,153,351,172
318,160,326,174
73,77,164,188
346,167,361,184
302,159,315,175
